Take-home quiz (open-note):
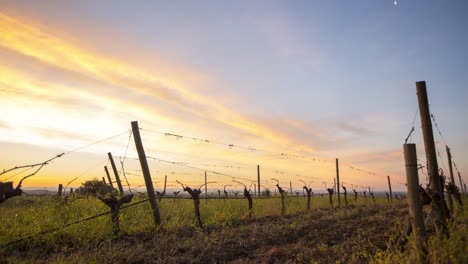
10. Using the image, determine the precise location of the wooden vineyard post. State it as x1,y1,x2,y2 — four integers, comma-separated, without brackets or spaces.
205,172,208,204
446,146,456,186
445,146,455,212
257,165,261,197
163,175,167,195
388,176,393,203
254,183,257,196
102,177,107,185
131,121,161,226
333,178,336,197
290,181,293,196
104,166,115,190
57,184,63,197
108,152,124,195
336,158,341,207
70,188,73,195
416,81,449,235
446,146,463,209
404,143,428,262
459,172,466,196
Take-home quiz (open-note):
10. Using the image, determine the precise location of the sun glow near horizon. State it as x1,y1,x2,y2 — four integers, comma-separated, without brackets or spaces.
0,12,342,190
1,1,465,192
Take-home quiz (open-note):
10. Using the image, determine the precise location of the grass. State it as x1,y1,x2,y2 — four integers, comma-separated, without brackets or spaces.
0,194,466,263
1,194,371,245
373,198,468,264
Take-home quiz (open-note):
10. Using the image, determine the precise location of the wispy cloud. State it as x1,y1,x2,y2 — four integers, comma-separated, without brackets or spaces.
0,12,318,155
337,121,375,137
0,12,409,190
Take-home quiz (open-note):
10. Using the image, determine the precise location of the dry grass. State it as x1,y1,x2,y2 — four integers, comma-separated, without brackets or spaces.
1,195,466,263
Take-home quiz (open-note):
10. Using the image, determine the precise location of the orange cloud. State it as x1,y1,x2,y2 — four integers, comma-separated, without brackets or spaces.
2,12,398,190
0,12,313,154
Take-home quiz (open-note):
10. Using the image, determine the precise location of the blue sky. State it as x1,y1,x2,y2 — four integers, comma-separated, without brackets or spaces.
0,0,466,191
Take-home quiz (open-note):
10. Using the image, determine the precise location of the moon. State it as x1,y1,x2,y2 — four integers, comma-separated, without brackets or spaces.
394,1,398,5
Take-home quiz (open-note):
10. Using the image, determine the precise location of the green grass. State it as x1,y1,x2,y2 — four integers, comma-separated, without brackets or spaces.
373,197,468,264
0,194,383,248
2,194,465,263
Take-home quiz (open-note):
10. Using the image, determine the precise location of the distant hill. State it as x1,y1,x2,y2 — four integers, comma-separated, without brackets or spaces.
22,189,57,196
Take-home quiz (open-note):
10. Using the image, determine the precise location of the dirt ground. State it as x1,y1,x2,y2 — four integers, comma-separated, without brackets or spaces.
3,203,408,264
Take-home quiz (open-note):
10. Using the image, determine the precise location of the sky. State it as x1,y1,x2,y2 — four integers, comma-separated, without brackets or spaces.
0,0,466,193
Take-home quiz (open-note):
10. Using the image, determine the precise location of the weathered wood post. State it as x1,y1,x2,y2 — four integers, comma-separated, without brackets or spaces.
459,172,466,195
336,158,341,207
204,172,208,204
163,175,167,195
120,161,131,193
416,81,449,234
446,146,456,186
445,146,463,208
108,152,124,195
290,181,293,196
70,188,74,195
102,177,107,185
257,165,261,197
104,166,114,190
387,176,393,203
254,183,257,196
446,146,455,212
333,178,336,197
131,121,161,226
57,184,63,197
404,143,428,262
